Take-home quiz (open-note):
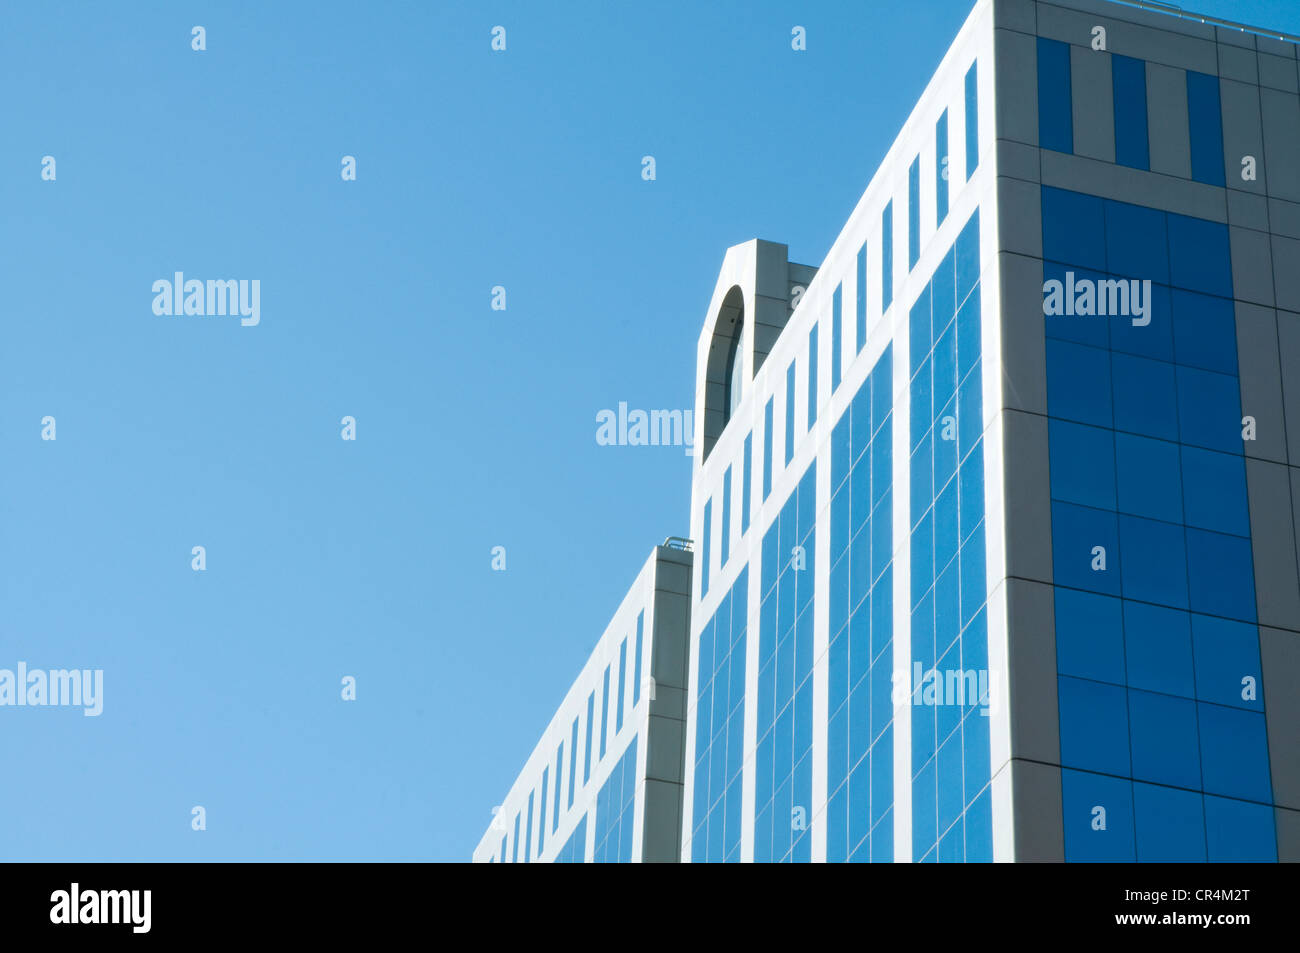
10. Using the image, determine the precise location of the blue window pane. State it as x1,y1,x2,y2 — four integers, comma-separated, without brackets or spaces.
959,523,986,628
936,110,950,226
960,608,988,717
871,497,892,589
1059,675,1131,777
964,787,992,862
871,662,893,754
1172,288,1237,375
872,346,893,434
1124,601,1194,698
958,445,983,545
1187,70,1226,187
856,248,867,354
956,285,981,380
1104,200,1167,284
1204,795,1276,861
962,713,990,808
1181,445,1249,537
584,693,595,783
616,638,628,732
882,203,894,310
934,483,960,582
912,512,934,610
633,613,644,707
934,247,957,333
1111,352,1178,441
914,588,936,685
1055,589,1125,685
763,398,775,499
720,468,732,568
1168,214,1232,297
832,415,852,497
1047,340,1112,428
554,744,564,831
965,61,980,179
808,325,819,429
912,757,937,860
937,730,964,837
1133,782,1205,862
872,734,894,828
908,157,921,270
934,562,960,662
957,369,981,465
797,466,816,543
569,719,580,806
742,433,752,534
784,363,796,466
826,784,848,863
1049,419,1116,510
1037,38,1074,154
911,285,932,379
1112,55,1149,170
1062,769,1135,862
1042,188,1105,270
1186,527,1256,622
849,757,871,856
1051,501,1120,595
1198,703,1272,803
1119,514,1188,609
1114,432,1182,523
599,665,611,757
851,383,872,470
1129,688,1201,788
832,284,843,392
955,210,980,307
830,557,850,643
701,498,712,597
1110,281,1173,362
1043,263,1111,350
536,775,547,855
1176,365,1242,454
933,323,958,427
911,432,932,531
1191,614,1263,711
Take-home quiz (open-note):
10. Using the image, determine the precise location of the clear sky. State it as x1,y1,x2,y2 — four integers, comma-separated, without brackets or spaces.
3,0,1299,861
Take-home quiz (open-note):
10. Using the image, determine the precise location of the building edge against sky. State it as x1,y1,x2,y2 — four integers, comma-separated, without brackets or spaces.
472,544,692,863
479,0,1300,862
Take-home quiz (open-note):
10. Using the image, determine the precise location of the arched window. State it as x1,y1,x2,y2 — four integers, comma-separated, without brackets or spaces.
702,285,746,461
724,317,745,425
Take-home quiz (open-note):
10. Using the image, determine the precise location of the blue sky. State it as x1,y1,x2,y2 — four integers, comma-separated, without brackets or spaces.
2,0,1299,861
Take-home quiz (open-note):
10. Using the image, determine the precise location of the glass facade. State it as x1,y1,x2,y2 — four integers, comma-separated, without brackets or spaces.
754,463,816,862
908,210,992,863
555,814,587,864
826,347,895,863
1041,186,1276,862
592,735,639,863
691,567,749,862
